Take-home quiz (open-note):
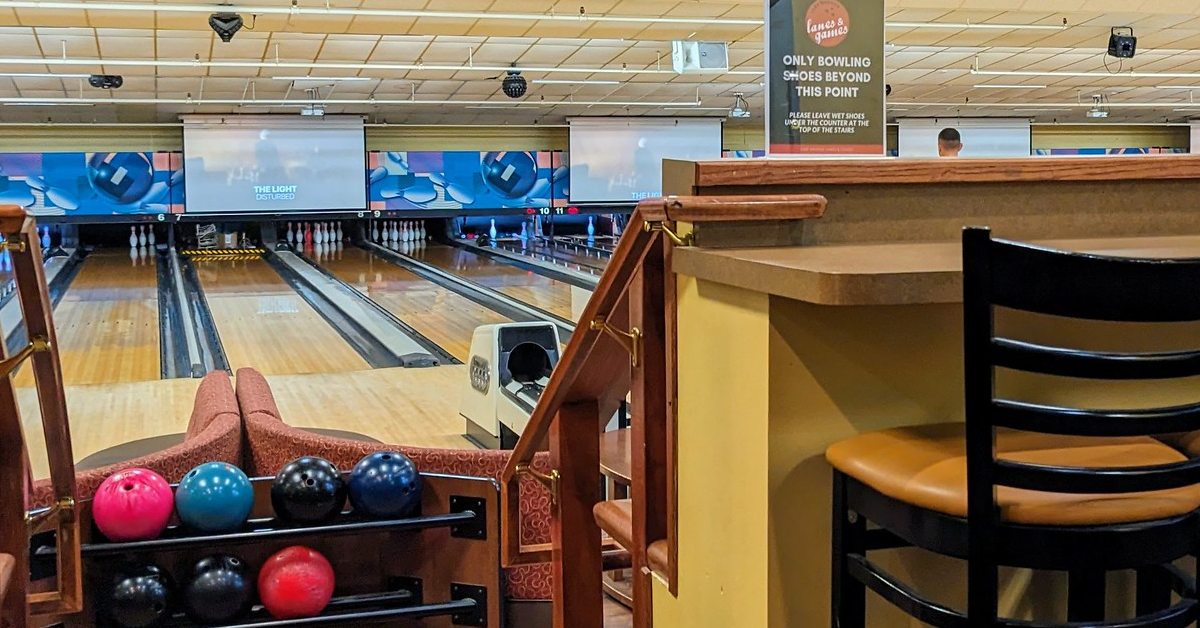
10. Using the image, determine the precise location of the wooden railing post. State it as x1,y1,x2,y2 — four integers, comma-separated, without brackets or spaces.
631,234,669,625
551,401,603,628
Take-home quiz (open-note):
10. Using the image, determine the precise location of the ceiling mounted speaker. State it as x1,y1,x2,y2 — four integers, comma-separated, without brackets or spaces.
209,12,244,43
671,41,729,74
502,70,527,99
1108,26,1136,58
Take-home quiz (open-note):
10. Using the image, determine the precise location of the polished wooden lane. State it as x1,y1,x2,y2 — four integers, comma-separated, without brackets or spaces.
195,258,370,375
318,247,510,362
19,366,469,480
510,239,608,270
407,243,576,320
15,249,159,387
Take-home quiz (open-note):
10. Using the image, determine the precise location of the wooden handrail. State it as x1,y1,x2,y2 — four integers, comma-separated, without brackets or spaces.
0,205,82,628
498,194,827,628
0,553,13,607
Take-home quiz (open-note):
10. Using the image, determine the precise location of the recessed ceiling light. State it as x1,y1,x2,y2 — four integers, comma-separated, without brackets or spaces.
532,79,621,85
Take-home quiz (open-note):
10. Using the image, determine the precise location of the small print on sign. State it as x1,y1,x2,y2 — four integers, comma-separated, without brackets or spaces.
805,0,850,47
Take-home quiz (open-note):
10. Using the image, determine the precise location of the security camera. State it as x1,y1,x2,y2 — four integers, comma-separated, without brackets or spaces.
88,74,123,89
502,70,527,99
209,12,244,43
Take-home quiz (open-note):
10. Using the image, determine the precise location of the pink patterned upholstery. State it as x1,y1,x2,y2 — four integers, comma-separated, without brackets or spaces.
30,371,242,509
235,367,553,601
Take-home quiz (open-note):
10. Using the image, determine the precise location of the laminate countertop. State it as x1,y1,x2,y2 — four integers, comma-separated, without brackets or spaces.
672,235,1200,306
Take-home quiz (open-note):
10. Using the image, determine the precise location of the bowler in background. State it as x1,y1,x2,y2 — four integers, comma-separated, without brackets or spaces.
938,127,963,157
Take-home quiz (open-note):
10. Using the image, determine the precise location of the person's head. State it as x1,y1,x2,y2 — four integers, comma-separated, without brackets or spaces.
937,127,962,157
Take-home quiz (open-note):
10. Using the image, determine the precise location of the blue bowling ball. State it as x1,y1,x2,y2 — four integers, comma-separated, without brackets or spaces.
347,451,422,519
87,152,154,204
480,151,537,199
175,462,254,533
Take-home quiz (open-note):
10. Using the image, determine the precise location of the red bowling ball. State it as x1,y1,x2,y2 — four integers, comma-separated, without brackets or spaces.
91,468,174,542
257,546,336,619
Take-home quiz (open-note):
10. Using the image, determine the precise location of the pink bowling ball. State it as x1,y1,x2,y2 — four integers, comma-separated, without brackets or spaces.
92,468,175,542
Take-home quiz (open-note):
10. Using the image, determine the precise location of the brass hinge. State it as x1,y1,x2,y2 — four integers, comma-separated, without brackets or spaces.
26,495,74,533
515,464,560,505
1,237,27,253
0,335,51,378
589,317,642,367
642,220,693,247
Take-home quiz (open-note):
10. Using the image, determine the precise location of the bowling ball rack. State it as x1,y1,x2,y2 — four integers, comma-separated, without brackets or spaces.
30,472,499,627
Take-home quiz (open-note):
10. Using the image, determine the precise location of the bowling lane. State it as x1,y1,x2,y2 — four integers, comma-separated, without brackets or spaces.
508,239,608,270
318,247,512,362
195,258,371,375
407,243,576,321
16,249,159,386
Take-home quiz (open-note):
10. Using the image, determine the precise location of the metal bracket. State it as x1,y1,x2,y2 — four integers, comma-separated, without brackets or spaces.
449,495,487,540
450,583,488,627
1,237,28,253
642,220,693,246
26,495,73,533
1,335,51,378
514,463,560,506
589,317,642,367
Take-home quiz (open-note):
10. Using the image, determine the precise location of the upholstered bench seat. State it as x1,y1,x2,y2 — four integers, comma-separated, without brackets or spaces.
826,422,1200,526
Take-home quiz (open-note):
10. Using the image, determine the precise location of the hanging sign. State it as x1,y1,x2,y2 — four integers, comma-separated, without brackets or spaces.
766,0,885,155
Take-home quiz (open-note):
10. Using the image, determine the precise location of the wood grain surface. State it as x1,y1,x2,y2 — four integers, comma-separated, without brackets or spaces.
408,243,576,320
673,235,1200,306
678,154,1200,188
14,250,159,387
318,247,511,361
195,258,370,375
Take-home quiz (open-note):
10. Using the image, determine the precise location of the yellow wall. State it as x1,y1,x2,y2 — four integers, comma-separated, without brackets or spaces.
653,275,772,627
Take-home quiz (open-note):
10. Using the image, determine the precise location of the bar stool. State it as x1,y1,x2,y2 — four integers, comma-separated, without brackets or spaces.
826,227,1200,627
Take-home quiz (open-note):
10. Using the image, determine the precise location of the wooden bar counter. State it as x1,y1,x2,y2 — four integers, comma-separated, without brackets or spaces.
652,155,1200,628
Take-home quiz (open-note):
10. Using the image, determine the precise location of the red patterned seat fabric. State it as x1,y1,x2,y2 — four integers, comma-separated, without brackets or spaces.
30,370,242,509
234,367,554,601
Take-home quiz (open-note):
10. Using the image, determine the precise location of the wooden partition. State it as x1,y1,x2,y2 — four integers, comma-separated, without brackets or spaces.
653,155,1200,628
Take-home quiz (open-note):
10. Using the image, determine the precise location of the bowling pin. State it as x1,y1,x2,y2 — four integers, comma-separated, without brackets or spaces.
148,226,156,247
519,222,528,241
390,221,399,243
403,221,412,242
420,221,427,241
137,225,147,247
40,226,50,250
287,222,295,244
129,226,138,248
317,222,326,244
586,216,595,238
489,218,498,240
336,221,344,242
371,220,380,242
304,223,313,246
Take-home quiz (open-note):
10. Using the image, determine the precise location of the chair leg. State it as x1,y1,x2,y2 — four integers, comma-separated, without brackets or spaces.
1136,566,1172,616
831,472,866,628
1067,569,1106,622
966,542,998,627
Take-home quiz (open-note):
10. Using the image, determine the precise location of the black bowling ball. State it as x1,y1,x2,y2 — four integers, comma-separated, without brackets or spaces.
183,554,254,624
105,562,173,628
271,456,347,524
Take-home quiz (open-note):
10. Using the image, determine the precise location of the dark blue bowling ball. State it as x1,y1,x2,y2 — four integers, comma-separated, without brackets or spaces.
480,151,537,199
175,462,254,533
87,152,154,204
348,451,422,518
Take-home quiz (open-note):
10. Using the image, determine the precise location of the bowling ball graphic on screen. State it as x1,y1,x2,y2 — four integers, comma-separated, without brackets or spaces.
87,152,154,204
480,151,537,199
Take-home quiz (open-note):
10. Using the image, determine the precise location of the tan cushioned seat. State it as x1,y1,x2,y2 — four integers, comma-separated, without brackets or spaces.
826,423,1200,526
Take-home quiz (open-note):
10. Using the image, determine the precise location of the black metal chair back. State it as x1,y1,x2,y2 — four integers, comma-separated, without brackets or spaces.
962,226,1200,621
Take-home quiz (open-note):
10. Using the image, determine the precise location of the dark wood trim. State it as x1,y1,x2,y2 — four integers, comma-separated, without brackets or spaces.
678,154,1200,187
550,401,603,628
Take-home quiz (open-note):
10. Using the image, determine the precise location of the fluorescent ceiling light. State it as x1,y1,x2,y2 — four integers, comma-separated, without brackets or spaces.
974,68,1200,80
533,79,622,85
0,1,1070,33
893,101,1194,109
1156,85,1200,90
0,56,762,77
0,0,761,25
888,21,1065,31
272,75,373,82
0,96,702,107
0,72,90,78
973,84,1046,89
3,101,93,106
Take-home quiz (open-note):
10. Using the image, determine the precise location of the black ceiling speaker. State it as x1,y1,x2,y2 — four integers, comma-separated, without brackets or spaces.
209,12,244,43
88,74,123,89
1108,26,1136,58
502,70,527,99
